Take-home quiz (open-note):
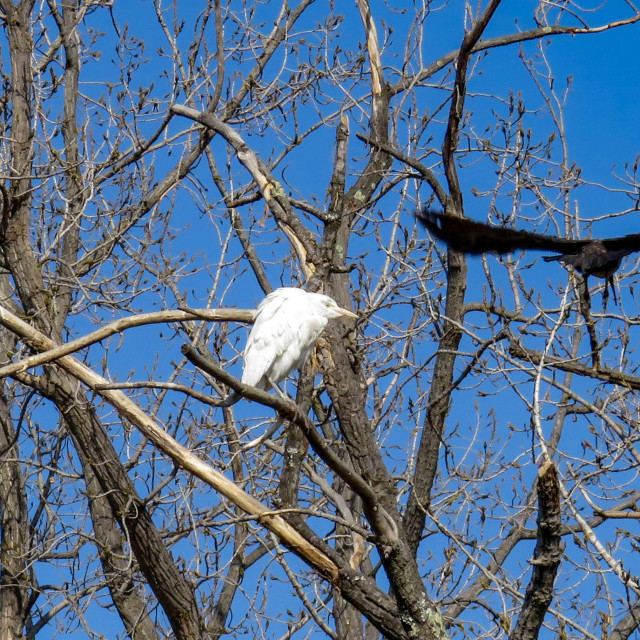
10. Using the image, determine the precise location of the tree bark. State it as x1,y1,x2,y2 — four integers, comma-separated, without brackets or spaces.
0,392,32,640
33,372,206,640
510,461,562,640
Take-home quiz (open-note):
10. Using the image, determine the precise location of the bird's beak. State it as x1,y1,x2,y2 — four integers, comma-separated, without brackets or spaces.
337,307,357,319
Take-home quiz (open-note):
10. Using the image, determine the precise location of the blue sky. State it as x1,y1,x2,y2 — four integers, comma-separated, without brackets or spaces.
16,1,640,638
122,2,640,636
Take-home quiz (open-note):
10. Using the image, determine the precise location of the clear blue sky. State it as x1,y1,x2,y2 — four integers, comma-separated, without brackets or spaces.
30,1,640,638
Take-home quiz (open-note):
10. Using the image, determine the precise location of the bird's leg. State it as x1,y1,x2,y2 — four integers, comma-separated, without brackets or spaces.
602,279,610,310
608,275,618,307
217,391,240,407
241,414,285,451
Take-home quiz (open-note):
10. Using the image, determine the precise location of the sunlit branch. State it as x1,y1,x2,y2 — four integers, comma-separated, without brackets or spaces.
171,103,319,278
0,307,254,380
0,303,340,582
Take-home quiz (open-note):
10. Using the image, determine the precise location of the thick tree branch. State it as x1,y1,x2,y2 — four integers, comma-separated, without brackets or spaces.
0,303,340,582
404,0,501,562
327,114,350,218
610,602,640,640
0,391,33,640
443,0,501,209
510,461,562,640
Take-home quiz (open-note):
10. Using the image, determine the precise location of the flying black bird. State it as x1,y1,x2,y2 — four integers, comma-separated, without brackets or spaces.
416,208,640,306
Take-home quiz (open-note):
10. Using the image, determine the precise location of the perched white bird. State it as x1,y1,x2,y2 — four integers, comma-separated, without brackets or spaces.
220,287,357,406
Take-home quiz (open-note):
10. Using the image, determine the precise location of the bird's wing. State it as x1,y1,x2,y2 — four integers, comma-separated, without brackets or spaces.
240,291,292,388
241,290,328,388
601,232,640,255
241,332,276,389
416,209,585,255
265,313,328,383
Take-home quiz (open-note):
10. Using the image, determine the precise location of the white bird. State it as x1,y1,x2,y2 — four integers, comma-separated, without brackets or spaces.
220,287,357,407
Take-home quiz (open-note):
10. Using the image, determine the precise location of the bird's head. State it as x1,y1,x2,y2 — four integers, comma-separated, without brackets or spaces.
311,293,358,320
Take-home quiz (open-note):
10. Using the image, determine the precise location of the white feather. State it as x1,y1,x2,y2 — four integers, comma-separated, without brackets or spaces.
239,287,355,394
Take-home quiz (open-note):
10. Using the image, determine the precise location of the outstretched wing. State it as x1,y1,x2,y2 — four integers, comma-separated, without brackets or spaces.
601,232,640,254
416,209,585,255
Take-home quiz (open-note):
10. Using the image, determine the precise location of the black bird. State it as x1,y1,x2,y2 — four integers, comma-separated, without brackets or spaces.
416,208,640,306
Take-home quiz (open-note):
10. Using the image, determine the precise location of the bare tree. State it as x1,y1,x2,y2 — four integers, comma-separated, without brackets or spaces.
0,1,639,640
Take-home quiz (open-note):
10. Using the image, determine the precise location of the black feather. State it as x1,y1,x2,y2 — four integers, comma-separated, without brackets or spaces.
416,208,640,279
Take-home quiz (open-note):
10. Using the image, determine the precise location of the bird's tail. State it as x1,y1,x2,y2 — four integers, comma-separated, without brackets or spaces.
542,254,563,263
217,391,240,407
